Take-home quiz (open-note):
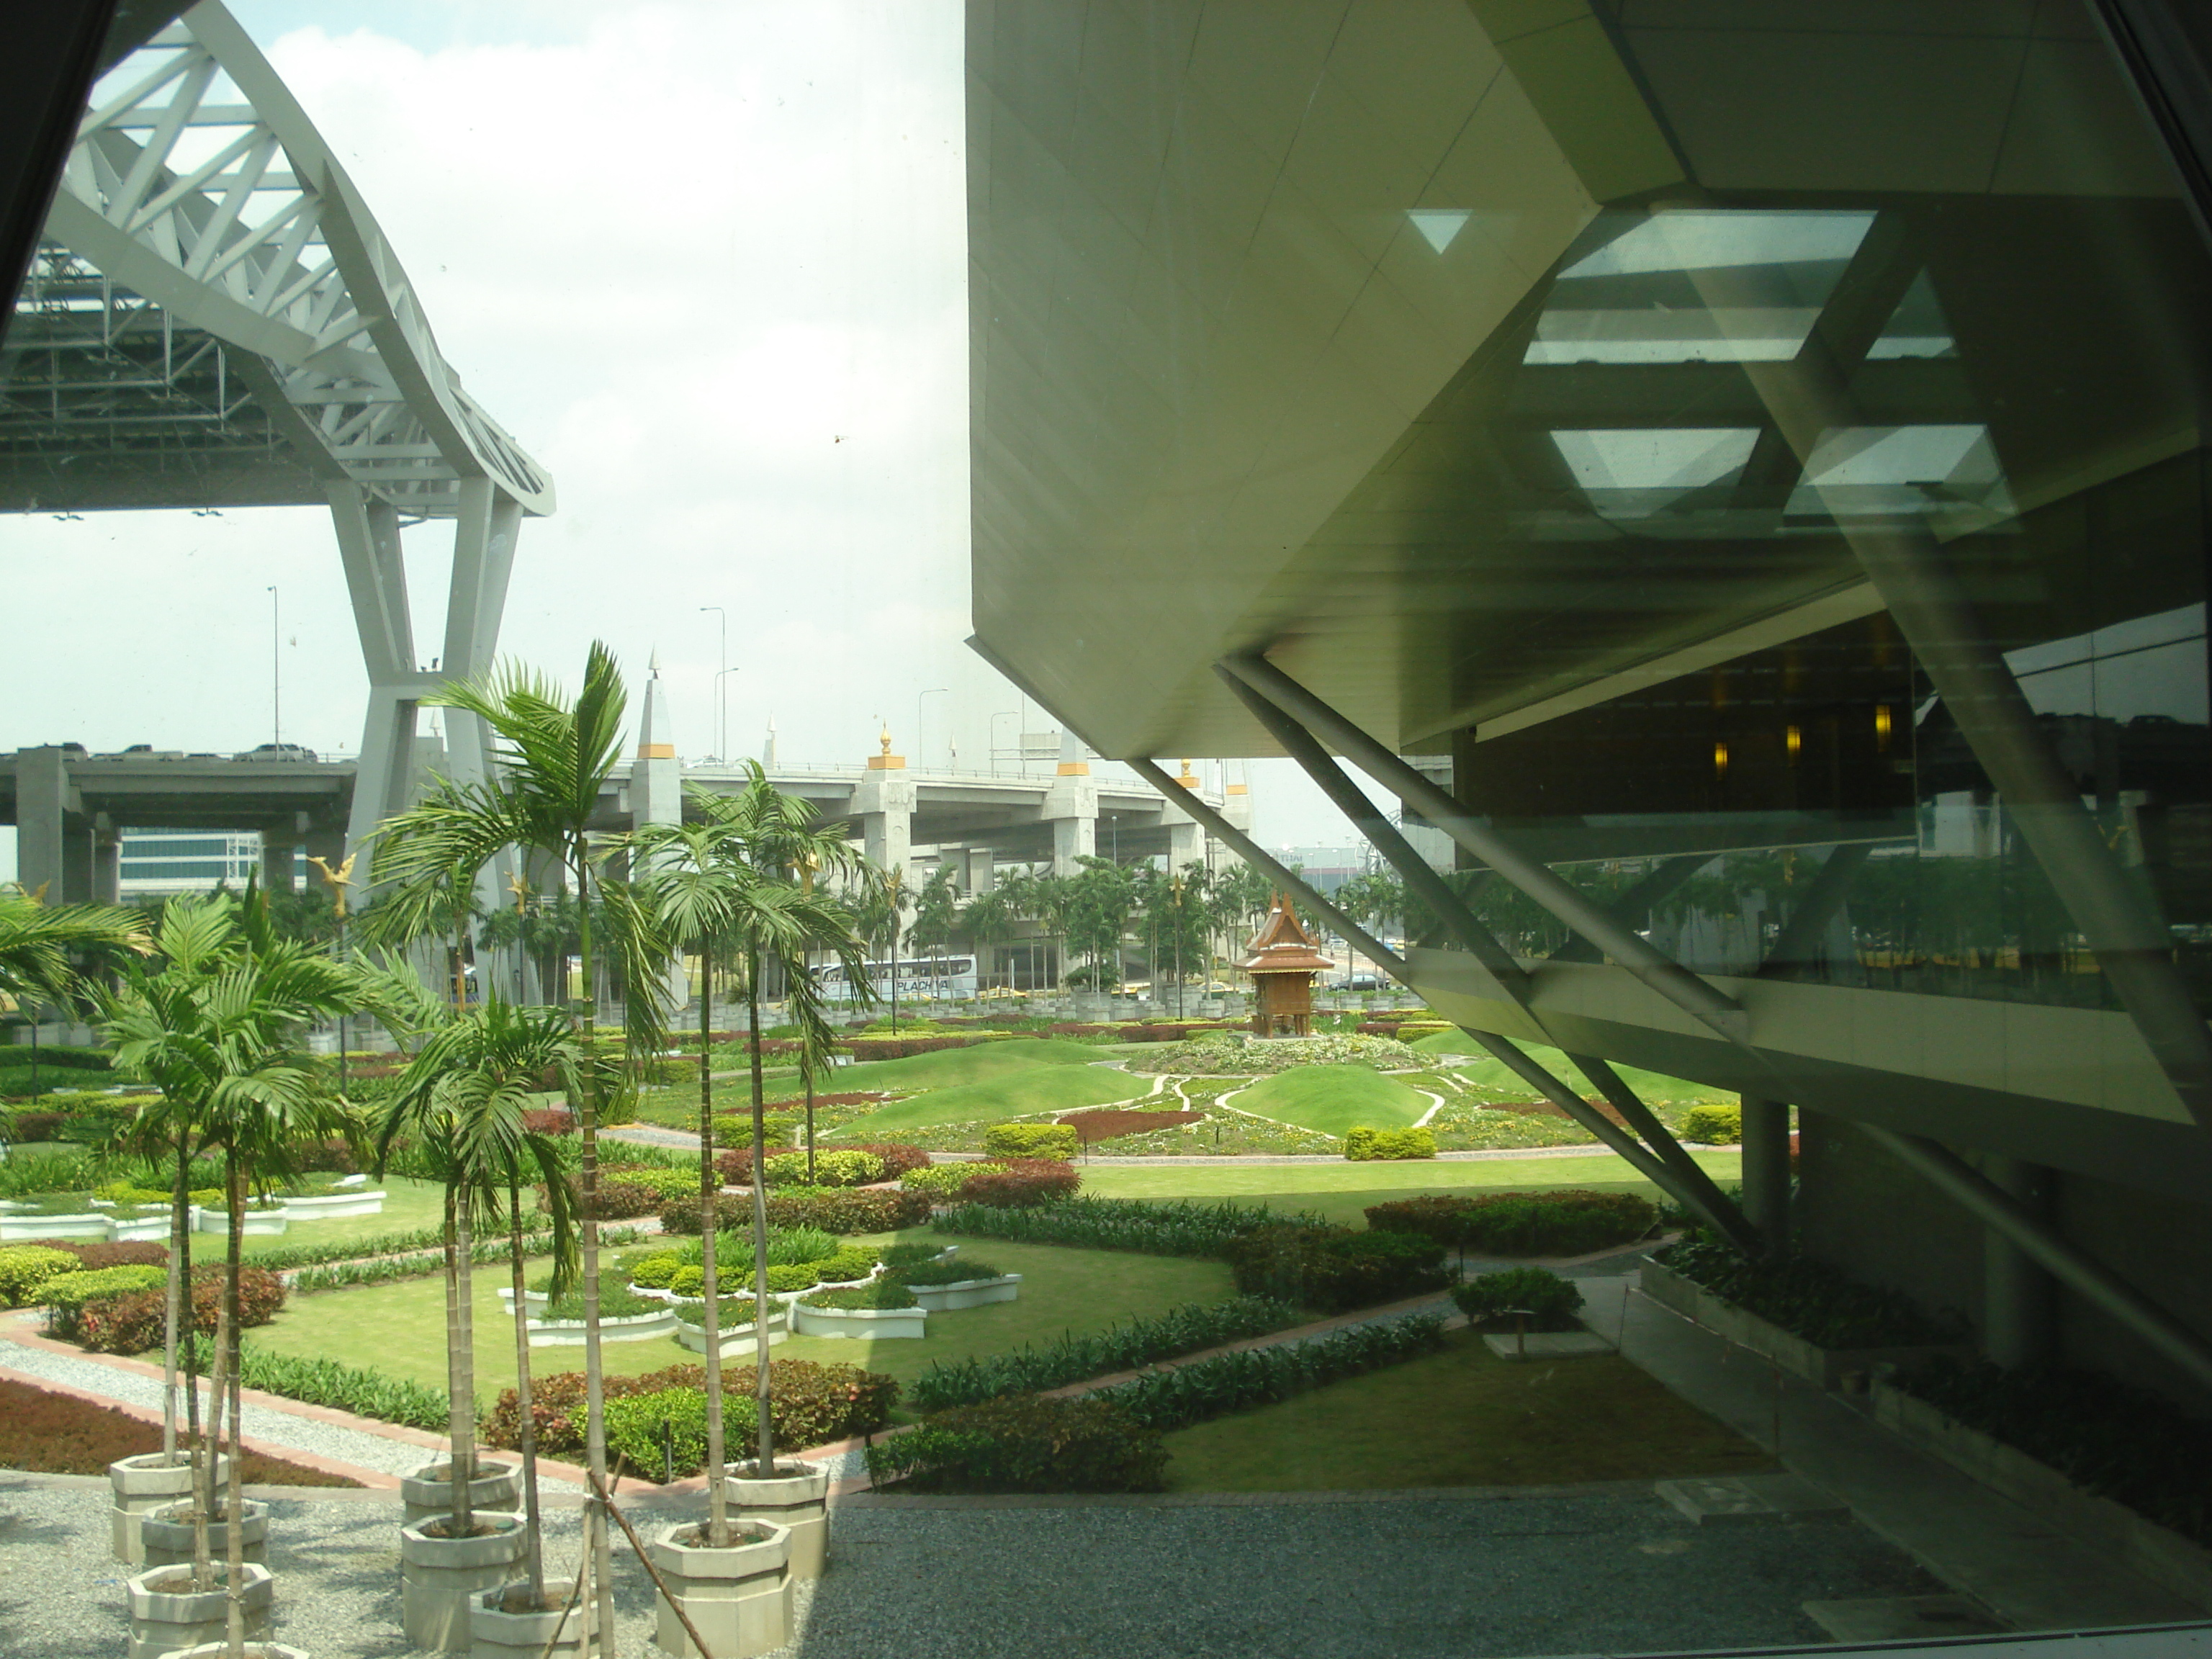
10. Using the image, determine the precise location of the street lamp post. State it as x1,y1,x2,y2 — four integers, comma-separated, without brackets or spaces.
989,709,1017,776
267,585,281,745
700,606,727,760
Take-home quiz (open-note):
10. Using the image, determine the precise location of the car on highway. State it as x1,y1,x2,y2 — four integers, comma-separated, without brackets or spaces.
234,742,320,762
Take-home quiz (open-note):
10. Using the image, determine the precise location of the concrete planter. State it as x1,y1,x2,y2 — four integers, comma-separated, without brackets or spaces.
674,1310,787,1357
192,1204,289,1237
157,1645,309,1659
281,1190,386,1220
469,1578,595,1659
106,1211,174,1242
142,1497,269,1569
1872,1380,2212,1612
724,1460,830,1581
1640,1259,1971,1390
126,1561,273,1659
400,1512,528,1653
112,1452,227,1565
494,1287,549,1311
401,1459,523,1531
647,1519,791,1658
0,1210,106,1241
907,1273,1022,1312
526,1305,676,1346
788,1300,926,1340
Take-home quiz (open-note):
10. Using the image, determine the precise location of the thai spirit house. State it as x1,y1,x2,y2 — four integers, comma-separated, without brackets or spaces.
1238,895,1334,1036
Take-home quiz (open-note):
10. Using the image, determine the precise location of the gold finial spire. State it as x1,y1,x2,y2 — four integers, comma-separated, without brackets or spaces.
880,724,893,757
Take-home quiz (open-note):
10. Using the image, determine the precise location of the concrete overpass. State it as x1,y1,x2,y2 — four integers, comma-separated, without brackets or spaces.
1,737,1250,904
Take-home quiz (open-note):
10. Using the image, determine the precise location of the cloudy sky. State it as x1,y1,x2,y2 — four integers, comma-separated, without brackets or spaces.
1,1,1364,878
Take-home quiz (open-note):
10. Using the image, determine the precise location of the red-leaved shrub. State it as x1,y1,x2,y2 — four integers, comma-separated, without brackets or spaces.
0,1377,358,1483
521,1106,575,1135
849,1142,930,1181
13,1238,168,1270
484,1359,897,1458
70,1264,287,1355
957,1159,1082,1208
714,1145,800,1186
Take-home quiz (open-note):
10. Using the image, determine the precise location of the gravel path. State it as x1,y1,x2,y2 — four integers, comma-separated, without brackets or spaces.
1,1476,1938,1658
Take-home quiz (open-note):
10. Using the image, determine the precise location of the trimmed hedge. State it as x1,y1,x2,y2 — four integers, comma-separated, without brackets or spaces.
1364,1190,1657,1258
761,1149,884,1188
1100,1312,1448,1430
956,1159,1080,1209
69,1264,287,1353
660,1187,933,1236
1344,1125,1437,1161
1453,1267,1583,1331
865,1394,1165,1493
0,1244,80,1305
1679,1104,1743,1144
981,1123,1079,1161
486,1359,899,1458
908,1295,1304,1413
851,1142,931,1181
902,1162,979,1197
1660,1231,1963,1349
1223,1226,1450,1314
934,1196,1315,1258
42,1264,168,1317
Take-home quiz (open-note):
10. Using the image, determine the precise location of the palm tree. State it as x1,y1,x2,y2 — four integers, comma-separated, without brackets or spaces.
635,770,871,1532
373,642,670,1642
909,864,961,1004
371,976,582,1601
104,891,361,1654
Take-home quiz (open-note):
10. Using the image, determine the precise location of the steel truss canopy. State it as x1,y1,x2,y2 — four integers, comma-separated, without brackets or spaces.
1,1,552,518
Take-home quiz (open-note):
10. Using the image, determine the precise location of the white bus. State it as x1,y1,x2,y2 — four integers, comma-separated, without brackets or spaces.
819,956,979,1004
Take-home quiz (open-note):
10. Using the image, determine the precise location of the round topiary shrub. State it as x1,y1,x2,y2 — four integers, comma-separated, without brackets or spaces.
1452,1266,1583,1331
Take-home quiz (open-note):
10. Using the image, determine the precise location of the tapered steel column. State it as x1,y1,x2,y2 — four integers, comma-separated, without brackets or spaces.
1983,1156,2057,1369
1740,1096,1792,1247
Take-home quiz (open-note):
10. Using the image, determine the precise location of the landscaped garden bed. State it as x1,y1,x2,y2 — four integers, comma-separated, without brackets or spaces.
1643,1235,1970,1389
0,1376,360,1485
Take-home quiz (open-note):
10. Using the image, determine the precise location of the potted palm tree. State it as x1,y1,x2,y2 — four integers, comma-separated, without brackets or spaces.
631,770,873,1598
107,889,361,1659
374,642,673,1651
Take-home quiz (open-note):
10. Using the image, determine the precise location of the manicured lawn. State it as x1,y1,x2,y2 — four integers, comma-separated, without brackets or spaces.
1079,1151,1740,1227
1416,1035,1730,1104
234,1175,448,1260
830,1065,1151,1136
246,1231,1233,1408
827,1038,1106,1094
1161,1326,1771,1491
1231,1065,1431,1136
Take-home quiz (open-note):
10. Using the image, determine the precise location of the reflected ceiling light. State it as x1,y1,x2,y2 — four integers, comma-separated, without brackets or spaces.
1712,739,1730,781
1408,210,1470,253
1563,210,1874,279
1786,724,1802,763
1874,704,1894,750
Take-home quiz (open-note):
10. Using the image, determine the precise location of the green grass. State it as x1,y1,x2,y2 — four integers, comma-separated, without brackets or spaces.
827,1038,1107,1094
829,1065,1151,1136
1416,1036,1730,1104
1161,1326,1771,1491
246,1231,1234,1407
1081,1151,1740,1228
1231,1065,1431,1136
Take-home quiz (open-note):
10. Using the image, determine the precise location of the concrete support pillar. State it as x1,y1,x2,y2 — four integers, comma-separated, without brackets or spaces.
259,828,297,896
964,845,994,895
17,747,89,904
1049,812,1094,875
1740,1095,1793,1247
1984,1155,2059,1368
1166,817,1201,870
91,826,122,907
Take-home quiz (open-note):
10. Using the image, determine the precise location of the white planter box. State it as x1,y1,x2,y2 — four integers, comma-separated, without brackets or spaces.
282,1190,386,1220
1640,1259,1970,1390
493,1287,549,1311
107,1213,173,1242
0,1211,107,1241
648,1520,791,1659
674,1310,787,1357
525,1305,676,1346
192,1205,289,1238
788,1301,926,1340
907,1273,1022,1312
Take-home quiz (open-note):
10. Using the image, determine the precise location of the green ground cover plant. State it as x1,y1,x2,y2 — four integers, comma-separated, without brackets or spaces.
1893,1356,2212,1546
1432,1040,1730,1105
1231,1065,1431,1137
829,1064,1147,1136
800,1280,916,1310
1452,1267,1583,1329
1100,1311,1447,1429
1425,1108,1598,1151
889,1256,1006,1287
830,1037,1106,1094
1660,1231,1964,1348
181,1333,451,1431
866,1393,1165,1493
1159,1327,1771,1492
907,1295,1304,1411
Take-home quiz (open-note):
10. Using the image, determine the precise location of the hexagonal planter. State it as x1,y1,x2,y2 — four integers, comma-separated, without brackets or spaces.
157,1645,309,1659
647,1519,791,1658
907,1272,1022,1312
788,1300,925,1339
105,1211,174,1242
493,1286,549,1311
400,1458,522,1531
142,1496,268,1570
469,1578,595,1659
723,1459,830,1581
280,1189,386,1220
673,1305,786,1358
400,1513,527,1653
525,1305,676,1346
0,1210,106,1241
126,1561,272,1659
192,1204,289,1237
111,1452,227,1565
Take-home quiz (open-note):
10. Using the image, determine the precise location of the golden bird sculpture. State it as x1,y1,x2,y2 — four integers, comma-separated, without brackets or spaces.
306,853,357,918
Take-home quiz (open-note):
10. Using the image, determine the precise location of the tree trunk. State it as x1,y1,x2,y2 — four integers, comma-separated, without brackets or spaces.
224,1154,246,1658
747,961,775,1475
570,846,616,1650
193,1274,222,1594
161,1134,188,1462
699,952,731,1546
508,1173,547,1605
449,1187,478,1535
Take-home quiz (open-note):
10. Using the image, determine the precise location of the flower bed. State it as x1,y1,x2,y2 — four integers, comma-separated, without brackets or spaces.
0,1375,359,1484
1058,1106,1202,1145
1125,1031,1422,1075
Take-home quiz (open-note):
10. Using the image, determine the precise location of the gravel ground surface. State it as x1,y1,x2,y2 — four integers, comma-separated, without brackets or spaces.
2,1476,1938,1658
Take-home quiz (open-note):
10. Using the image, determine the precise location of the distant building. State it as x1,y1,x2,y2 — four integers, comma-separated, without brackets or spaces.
118,828,269,897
